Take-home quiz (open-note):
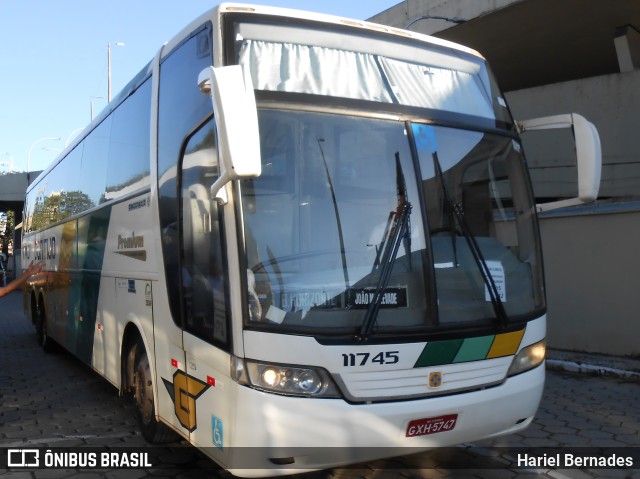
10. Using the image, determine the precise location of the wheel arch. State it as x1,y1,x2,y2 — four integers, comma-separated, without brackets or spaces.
120,317,178,443
119,319,155,396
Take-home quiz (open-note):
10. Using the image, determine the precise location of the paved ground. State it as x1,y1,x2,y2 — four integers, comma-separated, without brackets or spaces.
1,291,638,478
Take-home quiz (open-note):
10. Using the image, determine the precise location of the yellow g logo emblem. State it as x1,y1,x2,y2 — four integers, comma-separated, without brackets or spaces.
162,371,210,432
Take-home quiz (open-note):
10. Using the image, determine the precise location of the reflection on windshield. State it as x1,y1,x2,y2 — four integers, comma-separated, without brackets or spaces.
413,124,507,327
414,124,545,324
242,110,428,332
241,109,544,335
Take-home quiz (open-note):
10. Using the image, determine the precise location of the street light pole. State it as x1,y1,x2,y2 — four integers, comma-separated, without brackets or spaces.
27,137,61,183
1,152,14,173
108,42,125,102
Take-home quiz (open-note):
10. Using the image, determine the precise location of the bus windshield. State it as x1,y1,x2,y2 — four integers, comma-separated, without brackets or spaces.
240,108,545,335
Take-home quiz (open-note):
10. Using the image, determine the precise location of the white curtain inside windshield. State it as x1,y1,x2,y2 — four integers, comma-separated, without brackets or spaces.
238,39,494,120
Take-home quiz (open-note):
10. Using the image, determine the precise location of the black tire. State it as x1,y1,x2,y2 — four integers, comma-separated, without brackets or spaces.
132,342,178,443
34,298,56,353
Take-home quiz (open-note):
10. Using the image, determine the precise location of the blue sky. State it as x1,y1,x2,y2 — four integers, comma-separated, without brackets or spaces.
0,1,398,174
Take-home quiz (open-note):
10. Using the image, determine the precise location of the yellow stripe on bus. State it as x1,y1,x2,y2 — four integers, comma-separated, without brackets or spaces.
487,329,526,359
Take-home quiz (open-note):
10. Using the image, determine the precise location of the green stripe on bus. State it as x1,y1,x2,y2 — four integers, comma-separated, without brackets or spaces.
453,335,495,363
414,339,463,367
68,206,112,364
413,328,527,368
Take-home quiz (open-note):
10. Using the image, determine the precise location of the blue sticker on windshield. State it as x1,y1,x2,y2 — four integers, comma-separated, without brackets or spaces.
412,124,438,153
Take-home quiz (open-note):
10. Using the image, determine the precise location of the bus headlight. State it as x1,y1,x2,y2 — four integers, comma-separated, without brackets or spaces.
231,357,342,398
508,340,546,377
261,367,281,387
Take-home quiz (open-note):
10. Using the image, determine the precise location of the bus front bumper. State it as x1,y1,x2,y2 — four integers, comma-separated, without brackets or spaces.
215,364,544,475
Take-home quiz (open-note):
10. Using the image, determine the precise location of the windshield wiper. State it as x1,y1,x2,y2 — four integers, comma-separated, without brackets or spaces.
318,138,350,291
431,151,508,328
357,153,411,342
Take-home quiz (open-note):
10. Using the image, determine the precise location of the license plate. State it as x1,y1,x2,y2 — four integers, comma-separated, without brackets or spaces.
406,414,458,437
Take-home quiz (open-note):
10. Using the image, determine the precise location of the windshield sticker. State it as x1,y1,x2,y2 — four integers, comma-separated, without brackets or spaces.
346,287,408,309
265,305,286,324
484,260,506,302
412,124,438,153
280,291,341,310
272,287,409,313
434,262,455,269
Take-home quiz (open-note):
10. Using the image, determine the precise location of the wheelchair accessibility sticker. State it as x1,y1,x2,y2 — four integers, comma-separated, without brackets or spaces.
212,415,224,449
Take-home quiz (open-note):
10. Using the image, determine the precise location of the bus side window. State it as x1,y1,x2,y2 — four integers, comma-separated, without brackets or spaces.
180,118,230,348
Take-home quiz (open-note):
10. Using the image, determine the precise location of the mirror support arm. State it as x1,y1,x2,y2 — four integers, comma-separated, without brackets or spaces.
198,65,262,205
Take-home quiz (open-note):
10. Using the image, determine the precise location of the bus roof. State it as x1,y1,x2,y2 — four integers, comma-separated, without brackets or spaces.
161,3,486,66
29,3,488,193
214,3,484,58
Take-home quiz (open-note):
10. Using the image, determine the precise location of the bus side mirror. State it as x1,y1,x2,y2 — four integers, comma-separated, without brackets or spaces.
198,65,262,204
517,113,601,213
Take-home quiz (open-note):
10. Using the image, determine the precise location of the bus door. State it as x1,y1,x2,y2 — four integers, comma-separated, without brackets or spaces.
151,25,235,443
177,117,234,453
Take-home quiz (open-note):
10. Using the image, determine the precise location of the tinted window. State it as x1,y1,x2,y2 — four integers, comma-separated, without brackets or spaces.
29,147,82,231
158,25,213,326
180,119,229,346
81,116,111,207
24,70,151,233
105,80,151,200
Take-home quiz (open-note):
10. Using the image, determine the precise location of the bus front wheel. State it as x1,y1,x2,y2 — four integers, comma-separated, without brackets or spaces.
132,342,177,443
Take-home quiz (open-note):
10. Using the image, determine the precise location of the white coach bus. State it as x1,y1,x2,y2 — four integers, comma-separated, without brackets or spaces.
22,3,601,475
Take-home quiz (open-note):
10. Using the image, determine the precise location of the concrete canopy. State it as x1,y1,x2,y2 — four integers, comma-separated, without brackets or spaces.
371,0,640,92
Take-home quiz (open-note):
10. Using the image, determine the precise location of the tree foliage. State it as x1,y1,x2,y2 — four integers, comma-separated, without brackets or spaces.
29,190,93,232
0,210,15,256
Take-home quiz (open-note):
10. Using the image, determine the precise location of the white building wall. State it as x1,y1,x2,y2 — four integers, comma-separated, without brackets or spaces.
505,71,640,356
538,209,640,356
